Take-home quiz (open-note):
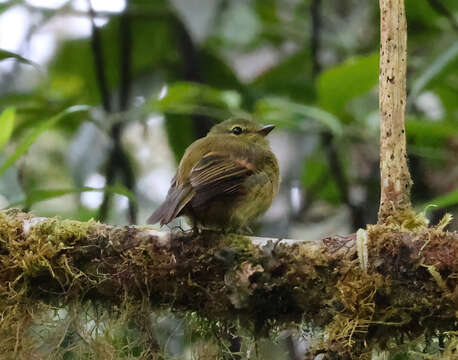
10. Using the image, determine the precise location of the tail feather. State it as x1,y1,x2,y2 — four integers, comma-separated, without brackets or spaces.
147,185,194,225
147,202,173,225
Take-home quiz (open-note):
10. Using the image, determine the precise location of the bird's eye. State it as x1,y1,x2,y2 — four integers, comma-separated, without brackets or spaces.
231,126,243,135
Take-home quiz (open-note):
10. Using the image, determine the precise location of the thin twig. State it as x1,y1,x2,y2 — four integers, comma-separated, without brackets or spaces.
309,0,366,229
88,4,112,113
98,7,137,224
119,11,132,112
88,0,116,222
118,9,137,224
310,0,322,76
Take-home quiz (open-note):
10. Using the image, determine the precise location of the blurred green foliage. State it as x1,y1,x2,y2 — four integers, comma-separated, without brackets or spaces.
0,105,88,177
0,0,456,224
317,53,379,119
0,107,15,150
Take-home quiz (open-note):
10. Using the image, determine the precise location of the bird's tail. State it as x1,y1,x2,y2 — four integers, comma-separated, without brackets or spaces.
147,201,171,225
147,186,194,225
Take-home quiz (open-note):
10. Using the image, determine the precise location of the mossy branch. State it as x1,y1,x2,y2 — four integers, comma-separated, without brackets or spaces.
1,210,457,358
378,0,413,224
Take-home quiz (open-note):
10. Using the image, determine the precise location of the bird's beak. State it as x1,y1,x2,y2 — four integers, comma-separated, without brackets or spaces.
257,125,275,137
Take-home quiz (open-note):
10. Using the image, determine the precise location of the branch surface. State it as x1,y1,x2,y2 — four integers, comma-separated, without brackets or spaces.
0,210,456,358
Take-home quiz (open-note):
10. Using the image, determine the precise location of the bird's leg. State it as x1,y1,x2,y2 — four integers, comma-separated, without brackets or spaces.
183,217,201,236
192,226,202,236
239,224,253,235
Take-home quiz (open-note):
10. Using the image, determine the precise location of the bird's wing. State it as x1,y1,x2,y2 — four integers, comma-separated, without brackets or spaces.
189,152,254,208
147,152,254,225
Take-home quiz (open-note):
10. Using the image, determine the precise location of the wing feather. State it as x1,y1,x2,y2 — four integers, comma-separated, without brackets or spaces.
189,153,253,208
148,152,254,225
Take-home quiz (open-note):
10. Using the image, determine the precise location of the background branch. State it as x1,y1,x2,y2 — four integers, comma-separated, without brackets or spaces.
309,0,366,230
94,5,137,224
88,6,112,113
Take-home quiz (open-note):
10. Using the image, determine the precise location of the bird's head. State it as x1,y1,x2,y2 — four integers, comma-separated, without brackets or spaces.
208,118,275,147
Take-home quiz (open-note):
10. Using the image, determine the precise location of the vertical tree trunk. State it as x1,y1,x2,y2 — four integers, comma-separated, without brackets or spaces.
378,0,413,223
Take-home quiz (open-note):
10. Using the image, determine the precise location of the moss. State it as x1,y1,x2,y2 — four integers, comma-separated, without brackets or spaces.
0,212,93,358
1,210,457,359
379,207,429,230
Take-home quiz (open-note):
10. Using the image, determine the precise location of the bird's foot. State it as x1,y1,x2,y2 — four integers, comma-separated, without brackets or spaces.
239,224,253,235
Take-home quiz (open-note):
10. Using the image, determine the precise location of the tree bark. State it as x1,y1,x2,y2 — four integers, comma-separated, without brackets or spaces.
378,0,413,224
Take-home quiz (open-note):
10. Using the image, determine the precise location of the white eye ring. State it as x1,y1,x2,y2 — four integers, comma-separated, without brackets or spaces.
231,126,243,135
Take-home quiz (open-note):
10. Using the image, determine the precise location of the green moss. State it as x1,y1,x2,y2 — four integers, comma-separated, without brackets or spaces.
380,207,429,230
32,217,96,245
1,210,457,359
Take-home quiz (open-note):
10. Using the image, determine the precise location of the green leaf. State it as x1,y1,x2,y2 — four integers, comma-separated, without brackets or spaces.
50,14,178,105
50,39,101,104
317,53,379,117
301,154,341,205
150,82,238,119
252,49,315,102
163,114,195,163
0,49,43,74
406,117,458,147
0,107,15,150
409,41,458,104
0,49,38,66
254,0,279,23
197,49,245,93
148,82,244,162
147,82,245,162
255,97,343,135
434,85,458,120
6,185,135,209
418,189,458,211
0,105,89,177
406,0,443,29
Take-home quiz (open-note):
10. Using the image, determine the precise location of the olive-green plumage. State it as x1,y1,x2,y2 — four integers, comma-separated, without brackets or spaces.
148,118,279,231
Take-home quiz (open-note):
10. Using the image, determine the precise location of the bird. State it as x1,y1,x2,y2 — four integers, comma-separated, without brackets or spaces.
147,118,279,232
